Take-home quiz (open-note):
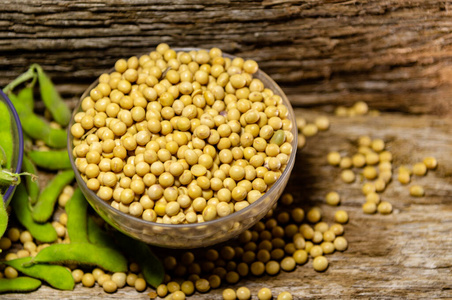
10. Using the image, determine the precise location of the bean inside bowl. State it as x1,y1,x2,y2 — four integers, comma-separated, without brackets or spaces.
0,90,24,206
68,46,297,248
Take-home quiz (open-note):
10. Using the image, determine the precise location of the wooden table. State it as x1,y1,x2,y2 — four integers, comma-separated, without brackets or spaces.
2,1,452,298
3,108,451,299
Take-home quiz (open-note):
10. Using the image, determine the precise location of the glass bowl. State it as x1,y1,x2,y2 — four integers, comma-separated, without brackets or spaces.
68,48,297,248
0,90,24,206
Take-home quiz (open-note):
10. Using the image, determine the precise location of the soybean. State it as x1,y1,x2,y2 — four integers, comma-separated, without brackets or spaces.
258,287,273,300
313,255,328,272
31,169,75,223
325,191,340,206
409,185,425,197
11,183,57,243
277,291,294,300
334,210,349,224
5,257,74,290
423,157,437,169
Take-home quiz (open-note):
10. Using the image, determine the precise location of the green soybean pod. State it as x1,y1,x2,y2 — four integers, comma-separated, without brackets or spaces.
0,100,13,169
0,145,6,168
46,128,68,149
114,232,165,288
0,277,41,293
8,91,67,149
21,155,40,204
11,184,57,243
27,150,72,171
31,243,128,273
16,85,35,112
5,257,74,290
0,194,8,238
87,217,116,249
66,188,88,243
31,170,75,223
34,64,71,127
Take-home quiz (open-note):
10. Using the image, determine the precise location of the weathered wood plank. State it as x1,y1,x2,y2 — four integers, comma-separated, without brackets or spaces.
2,1,452,114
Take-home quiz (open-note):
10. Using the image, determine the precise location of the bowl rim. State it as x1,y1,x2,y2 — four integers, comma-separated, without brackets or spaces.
0,89,24,204
68,47,297,230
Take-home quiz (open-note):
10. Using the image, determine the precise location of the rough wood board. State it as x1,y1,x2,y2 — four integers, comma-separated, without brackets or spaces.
2,0,452,115
3,110,451,299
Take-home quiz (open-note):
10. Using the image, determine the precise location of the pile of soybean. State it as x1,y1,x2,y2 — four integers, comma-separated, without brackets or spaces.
151,194,348,300
71,44,294,224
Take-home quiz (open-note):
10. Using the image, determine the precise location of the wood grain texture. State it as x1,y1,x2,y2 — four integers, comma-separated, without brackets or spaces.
2,110,451,299
1,1,452,114
1,1,452,298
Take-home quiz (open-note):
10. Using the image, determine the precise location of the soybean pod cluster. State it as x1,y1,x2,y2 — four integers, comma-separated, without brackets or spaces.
71,44,294,224
0,63,161,294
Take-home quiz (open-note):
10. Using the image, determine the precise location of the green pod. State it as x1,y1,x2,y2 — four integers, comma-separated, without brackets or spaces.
45,127,68,150
66,188,88,243
87,217,116,249
114,232,165,288
34,65,71,127
5,257,74,290
0,101,13,169
16,85,35,112
0,276,41,293
0,145,6,168
27,149,71,171
21,155,40,204
0,194,7,238
11,184,57,243
31,170,74,223
8,91,67,149
31,242,128,273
